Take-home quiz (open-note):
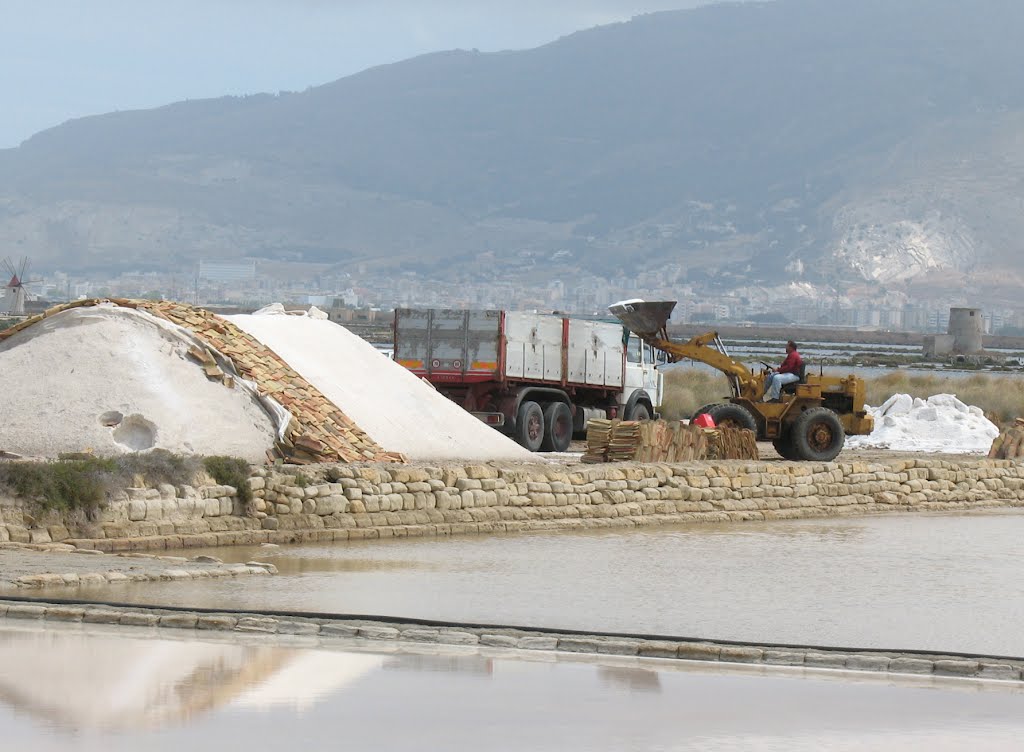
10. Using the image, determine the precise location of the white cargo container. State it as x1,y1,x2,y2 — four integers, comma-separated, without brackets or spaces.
394,308,664,452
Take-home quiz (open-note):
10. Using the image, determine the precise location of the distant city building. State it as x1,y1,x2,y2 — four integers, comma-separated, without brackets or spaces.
197,260,256,283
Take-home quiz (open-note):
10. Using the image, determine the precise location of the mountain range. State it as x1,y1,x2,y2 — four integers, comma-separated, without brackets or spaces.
2,0,1023,302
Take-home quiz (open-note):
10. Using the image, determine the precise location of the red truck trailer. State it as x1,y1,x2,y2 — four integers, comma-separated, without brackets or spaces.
394,308,663,452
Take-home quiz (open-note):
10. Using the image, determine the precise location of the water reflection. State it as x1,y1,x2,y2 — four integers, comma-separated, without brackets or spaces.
597,666,663,693
0,623,381,732
1,623,1024,751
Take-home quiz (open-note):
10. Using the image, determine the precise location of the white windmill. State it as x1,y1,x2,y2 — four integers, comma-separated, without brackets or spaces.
2,257,32,316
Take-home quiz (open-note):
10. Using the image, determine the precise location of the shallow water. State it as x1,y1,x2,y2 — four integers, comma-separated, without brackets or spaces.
2,622,1023,751
56,511,1024,656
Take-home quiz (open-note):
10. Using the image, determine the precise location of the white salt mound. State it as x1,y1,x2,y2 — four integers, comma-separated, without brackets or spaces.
845,393,999,454
227,310,535,462
0,306,277,462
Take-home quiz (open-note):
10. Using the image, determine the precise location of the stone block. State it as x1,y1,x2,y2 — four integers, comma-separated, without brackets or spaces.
718,646,764,663
236,617,279,633
676,643,721,661
517,636,559,651
596,640,639,656
845,654,890,672
401,628,442,643
358,625,400,640
6,604,47,619
762,650,805,666
197,615,239,631
437,631,480,645
480,634,519,648
557,637,600,654
83,609,124,624
276,620,321,635
638,641,682,659
45,606,85,622
319,623,361,638
934,660,980,677
120,612,161,627
803,653,849,669
160,613,198,629
887,657,934,675
978,663,1021,681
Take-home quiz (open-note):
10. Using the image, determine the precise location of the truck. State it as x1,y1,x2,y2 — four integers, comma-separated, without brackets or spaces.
394,308,664,452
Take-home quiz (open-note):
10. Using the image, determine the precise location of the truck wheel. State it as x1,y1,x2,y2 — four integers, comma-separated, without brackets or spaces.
790,407,845,462
515,400,545,452
705,403,757,433
628,403,651,422
541,402,573,453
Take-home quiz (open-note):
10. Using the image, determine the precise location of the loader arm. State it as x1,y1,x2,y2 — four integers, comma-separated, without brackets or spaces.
644,332,764,401
609,301,766,401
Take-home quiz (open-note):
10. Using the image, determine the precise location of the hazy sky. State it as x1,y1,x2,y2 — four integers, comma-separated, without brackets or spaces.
1,0,709,149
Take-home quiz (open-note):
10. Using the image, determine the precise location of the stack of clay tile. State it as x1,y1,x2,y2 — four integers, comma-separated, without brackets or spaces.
988,418,1024,460
583,419,757,463
1,299,403,465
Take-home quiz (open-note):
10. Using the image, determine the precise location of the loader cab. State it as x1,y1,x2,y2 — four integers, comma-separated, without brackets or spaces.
623,333,665,418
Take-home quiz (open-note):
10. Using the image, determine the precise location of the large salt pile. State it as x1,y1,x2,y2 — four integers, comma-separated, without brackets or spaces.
0,305,278,462
845,393,1000,454
227,308,535,462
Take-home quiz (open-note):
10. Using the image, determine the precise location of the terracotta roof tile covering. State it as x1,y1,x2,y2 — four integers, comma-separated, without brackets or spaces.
0,299,403,464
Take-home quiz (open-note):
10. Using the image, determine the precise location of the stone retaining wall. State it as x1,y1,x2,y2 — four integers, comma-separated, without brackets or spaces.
2,457,1023,552
2,599,1021,683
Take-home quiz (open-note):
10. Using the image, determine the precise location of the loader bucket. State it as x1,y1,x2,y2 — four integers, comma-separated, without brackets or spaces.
608,300,677,336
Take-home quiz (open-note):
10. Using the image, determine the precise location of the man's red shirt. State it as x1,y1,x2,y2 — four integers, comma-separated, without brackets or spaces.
778,350,803,375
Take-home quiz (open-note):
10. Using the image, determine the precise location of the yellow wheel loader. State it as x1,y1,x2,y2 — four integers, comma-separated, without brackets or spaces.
609,301,874,462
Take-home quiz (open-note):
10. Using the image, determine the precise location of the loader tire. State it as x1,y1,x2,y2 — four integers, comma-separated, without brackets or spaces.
516,401,545,452
705,403,757,433
540,402,573,453
772,434,800,461
790,407,845,462
691,403,721,423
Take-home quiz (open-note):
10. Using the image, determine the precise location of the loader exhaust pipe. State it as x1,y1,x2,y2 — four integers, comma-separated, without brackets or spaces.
608,300,677,338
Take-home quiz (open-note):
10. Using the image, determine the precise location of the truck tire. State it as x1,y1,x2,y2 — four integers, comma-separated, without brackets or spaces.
705,403,757,433
627,403,651,422
515,400,545,452
790,407,845,462
541,402,573,453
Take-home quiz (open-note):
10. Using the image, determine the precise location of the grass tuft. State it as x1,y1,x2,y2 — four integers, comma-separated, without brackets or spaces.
202,456,253,504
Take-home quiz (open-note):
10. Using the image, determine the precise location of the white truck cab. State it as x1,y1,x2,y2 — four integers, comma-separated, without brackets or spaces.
621,333,666,420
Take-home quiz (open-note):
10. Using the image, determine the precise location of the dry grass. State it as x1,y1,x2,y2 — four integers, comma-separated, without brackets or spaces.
865,371,1024,427
660,368,1024,427
660,369,732,421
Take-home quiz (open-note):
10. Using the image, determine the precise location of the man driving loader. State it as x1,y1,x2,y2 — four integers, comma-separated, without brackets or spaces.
763,340,802,402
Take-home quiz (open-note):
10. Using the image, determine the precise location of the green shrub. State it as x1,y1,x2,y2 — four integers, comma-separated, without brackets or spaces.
0,457,117,512
202,456,253,504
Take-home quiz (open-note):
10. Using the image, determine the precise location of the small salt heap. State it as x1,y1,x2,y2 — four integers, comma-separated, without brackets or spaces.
845,393,1000,454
